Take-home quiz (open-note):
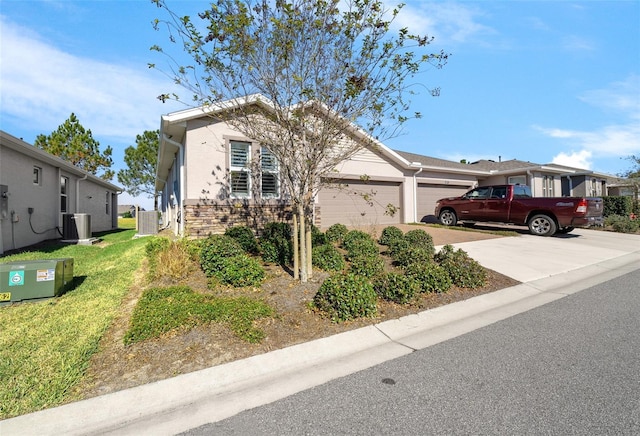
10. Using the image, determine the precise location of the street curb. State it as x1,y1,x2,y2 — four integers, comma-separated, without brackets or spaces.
2,252,639,436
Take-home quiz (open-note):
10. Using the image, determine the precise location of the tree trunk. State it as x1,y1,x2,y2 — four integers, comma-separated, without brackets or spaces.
306,223,312,278
293,213,299,280
298,203,308,282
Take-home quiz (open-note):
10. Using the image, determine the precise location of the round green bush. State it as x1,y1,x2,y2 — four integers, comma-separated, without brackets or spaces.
372,272,420,304
325,223,348,244
342,230,373,249
404,262,452,293
392,246,434,268
215,254,265,287
435,245,487,289
312,244,346,271
387,237,410,258
404,229,435,253
199,235,245,277
225,225,259,254
259,222,293,265
311,225,328,246
349,253,385,278
313,273,377,322
378,226,404,246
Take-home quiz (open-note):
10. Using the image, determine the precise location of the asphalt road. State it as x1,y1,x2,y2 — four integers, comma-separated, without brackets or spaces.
183,268,640,435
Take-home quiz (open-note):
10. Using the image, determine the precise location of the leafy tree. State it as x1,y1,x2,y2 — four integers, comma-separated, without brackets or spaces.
620,154,640,202
117,130,160,210
34,113,114,180
150,0,447,282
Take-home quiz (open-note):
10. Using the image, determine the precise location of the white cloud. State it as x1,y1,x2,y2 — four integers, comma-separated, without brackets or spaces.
552,150,593,169
562,35,596,52
535,75,640,159
0,16,183,144
391,1,496,46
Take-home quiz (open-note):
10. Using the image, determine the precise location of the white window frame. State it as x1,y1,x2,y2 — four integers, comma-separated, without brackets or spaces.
508,175,527,186
260,146,280,199
33,166,42,186
105,192,110,214
542,175,554,197
229,140,251,198
60,176,69,213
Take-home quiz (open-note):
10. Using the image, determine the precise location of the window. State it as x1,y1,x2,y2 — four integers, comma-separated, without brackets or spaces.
490,186,507,199
33,166,42,185
466,187,490,199
508,175,527,186
542,175,554,197
60,176,68,213
105,192,110,214
230,141,251,197
261,147,279,198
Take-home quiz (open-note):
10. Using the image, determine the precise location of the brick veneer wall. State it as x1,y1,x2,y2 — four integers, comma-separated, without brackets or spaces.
183,203,323,238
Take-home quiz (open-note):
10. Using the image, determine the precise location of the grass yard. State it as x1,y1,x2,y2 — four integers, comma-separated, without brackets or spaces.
0,223,146,419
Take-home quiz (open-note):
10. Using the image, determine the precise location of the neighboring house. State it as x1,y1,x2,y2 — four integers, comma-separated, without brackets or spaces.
117,204,140,218
0,131,121,255
155,98,620,237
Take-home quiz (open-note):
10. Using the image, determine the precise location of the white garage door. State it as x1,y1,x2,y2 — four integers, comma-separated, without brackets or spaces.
417,184,470,223
318,180,402,228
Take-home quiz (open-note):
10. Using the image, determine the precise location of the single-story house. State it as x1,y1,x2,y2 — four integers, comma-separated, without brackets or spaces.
117,204,142,218
0,131,121,254
155,97,621,238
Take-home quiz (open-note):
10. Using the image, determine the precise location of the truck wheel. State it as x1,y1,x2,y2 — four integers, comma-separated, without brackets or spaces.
528,214,557,236
557,226,575,234
439,209,457,226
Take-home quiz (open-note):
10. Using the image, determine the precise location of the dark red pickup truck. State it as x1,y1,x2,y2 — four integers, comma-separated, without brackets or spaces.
434,184,603,236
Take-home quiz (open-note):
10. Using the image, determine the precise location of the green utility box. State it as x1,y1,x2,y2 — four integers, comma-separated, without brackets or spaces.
0,258,74,305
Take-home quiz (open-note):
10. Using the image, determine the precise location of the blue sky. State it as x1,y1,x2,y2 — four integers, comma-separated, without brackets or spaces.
1,0,639,210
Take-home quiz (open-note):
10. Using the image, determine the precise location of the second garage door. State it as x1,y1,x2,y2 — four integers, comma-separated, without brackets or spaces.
318,180,402,228
417,184,470,222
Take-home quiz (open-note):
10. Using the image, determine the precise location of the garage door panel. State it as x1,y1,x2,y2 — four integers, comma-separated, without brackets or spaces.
319,180,402,228
417,184,469,222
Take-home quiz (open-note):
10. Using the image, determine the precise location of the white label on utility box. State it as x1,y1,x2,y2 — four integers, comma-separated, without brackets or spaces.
36,269,55,282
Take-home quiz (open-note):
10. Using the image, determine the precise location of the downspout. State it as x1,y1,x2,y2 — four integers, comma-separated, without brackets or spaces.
412,167,423,223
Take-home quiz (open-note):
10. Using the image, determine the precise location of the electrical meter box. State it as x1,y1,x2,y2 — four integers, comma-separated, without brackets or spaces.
0,258,74,305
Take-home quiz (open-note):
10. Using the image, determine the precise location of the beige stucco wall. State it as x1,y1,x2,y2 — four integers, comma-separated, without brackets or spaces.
1,143,118,253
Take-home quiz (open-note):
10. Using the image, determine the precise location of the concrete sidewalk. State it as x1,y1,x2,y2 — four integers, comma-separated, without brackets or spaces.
2,229,639,436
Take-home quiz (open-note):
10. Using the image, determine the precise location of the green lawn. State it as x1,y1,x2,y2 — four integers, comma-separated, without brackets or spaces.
0,226,146,419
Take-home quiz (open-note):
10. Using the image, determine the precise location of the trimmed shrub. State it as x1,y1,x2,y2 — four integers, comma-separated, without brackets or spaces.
343,230,379,259
393,246,434,268
404,229,435,253
603,196,633,217
378,226,404,246
342,230,373,250
312,244,346,271
313,273,377,322
216,254,265,287
372,272,420,304
199,235,245,277
225,225,259,254
605,214,640,233
325,223,348,244
404,262,452,293
435,245,487,289
349,253,385,278
311,225,328,246
387,237,410,259
259,222,293,265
